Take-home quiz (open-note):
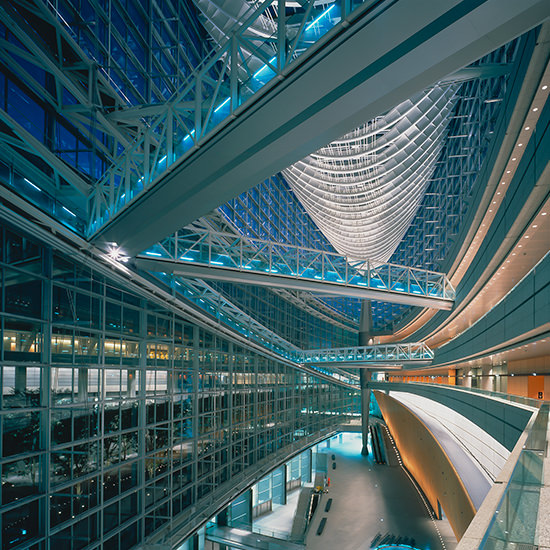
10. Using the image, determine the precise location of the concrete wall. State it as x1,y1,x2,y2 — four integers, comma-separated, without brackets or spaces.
374,390,476,540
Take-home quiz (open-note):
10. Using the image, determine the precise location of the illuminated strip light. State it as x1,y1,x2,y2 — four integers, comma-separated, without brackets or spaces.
62,206,76,217
24,178,41,192
145,251,162,257
253,56,277,79
305,5,335,31
214,97,230,113
183,129,196,144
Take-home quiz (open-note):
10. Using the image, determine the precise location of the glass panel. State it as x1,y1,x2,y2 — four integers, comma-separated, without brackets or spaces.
4,273,42,318
1,366,41,408
1,457,40,504
5,230,41,267
2,499,40,550
2,411,41,457
3,319,42,361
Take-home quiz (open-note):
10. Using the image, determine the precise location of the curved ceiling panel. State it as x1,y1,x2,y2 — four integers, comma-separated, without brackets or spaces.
283,85,459,263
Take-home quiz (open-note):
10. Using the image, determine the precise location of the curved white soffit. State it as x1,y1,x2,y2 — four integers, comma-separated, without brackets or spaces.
283,85,459,263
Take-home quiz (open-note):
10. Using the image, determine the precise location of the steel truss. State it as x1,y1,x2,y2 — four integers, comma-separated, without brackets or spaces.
137,228,456,308
297,342,434,366
86,0,387,234
196,208,359,334
0,0,210,223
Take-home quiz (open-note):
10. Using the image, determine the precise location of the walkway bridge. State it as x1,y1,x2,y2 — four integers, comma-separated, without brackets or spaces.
135,229,455,309
296,343,433,368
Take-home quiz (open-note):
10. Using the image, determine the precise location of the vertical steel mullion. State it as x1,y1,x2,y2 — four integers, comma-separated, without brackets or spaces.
424,271,429,296
137,307,147,546
167,108,173,165
228,342,234,480
277,0,286,72
195,74,202,140
192,325,200,508
367,259,371,288
239,238,243,269
230,38,238,112
42,248,53,548
345,257,349,284
341,0,351,20
99,273,108,546
144,132,151,186
168,314,175,535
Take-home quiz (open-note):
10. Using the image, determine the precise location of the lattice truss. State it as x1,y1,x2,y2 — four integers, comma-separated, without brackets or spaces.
187,208,359,350
0,0,359,352
0,0,521,341
218,175,363,340
0,0,211,228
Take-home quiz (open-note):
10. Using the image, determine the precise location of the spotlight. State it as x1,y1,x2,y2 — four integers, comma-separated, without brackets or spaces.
106,242,130,263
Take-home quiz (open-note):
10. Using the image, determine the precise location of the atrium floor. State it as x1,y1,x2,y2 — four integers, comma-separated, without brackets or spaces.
305,431,457,550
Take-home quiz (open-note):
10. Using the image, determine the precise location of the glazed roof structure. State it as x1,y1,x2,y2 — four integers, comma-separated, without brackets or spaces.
0,0,535,349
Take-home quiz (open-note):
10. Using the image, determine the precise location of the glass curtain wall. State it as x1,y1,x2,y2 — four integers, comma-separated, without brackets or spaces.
0,220,357,550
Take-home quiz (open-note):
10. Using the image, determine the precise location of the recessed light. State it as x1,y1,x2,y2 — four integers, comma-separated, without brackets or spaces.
518,244,522,248
525,127,530,131
497,192,501,195
512,157,517,161
512,253,516,256
543,85,548,90
492,201,496,205
542,212,547,216
518,143,523,147
525,235,529,239
533,107,538,112
501,181,506,185
489,209,493,212
506,170,511,174
532,225,537,228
